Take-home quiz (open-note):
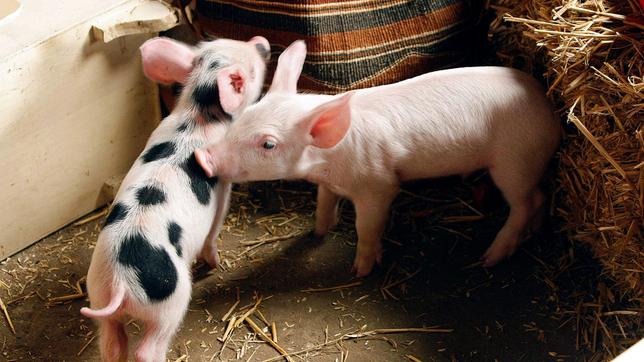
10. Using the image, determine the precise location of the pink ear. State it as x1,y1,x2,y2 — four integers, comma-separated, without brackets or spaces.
307,93,353,149
217,65,246,114
140,37,195,85
268,40,306,94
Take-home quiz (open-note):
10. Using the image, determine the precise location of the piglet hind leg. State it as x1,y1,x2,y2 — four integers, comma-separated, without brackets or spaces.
352,190,398,277
134,287,191,362
98,319,128,362
134,314,184,362
483,166,545,267
313,185,342,239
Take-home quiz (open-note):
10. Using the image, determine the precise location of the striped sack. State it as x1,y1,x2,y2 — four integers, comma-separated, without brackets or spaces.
193,0,484,94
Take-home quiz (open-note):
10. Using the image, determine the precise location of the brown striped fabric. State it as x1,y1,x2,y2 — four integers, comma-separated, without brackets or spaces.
192,0,483,93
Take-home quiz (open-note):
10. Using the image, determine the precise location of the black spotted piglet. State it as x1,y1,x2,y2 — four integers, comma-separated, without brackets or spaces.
80,36,270,362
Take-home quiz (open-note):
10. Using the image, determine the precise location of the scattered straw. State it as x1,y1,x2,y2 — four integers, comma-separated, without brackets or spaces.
300,281,362,293
233,297,262,328
219,316,236,342
48,277,86,305
77,335,96,357
405,355,423,362
255,309,271,327
239,229,308,247
260,326,453,362
73,208,109,226
244,317,293,361
382,268,422,290
221,299,240,322
48,293,86,303
0,295,15,335
271,322,278,343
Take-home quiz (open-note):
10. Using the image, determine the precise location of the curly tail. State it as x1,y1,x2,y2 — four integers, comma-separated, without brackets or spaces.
80,284,125,319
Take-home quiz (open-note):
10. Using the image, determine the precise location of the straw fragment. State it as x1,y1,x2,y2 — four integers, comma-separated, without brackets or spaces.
0,296,15,335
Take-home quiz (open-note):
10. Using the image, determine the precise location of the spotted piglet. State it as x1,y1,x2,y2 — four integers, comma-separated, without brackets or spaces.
80,36,269,362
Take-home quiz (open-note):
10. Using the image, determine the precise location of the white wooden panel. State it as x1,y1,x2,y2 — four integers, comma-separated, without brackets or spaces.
0,0,130,58
0,1,162,259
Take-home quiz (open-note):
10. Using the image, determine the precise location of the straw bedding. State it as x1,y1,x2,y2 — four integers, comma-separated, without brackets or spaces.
488,0,643,356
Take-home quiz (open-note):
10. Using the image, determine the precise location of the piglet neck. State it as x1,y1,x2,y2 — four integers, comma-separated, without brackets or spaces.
176,87,231,124
298,144,343,185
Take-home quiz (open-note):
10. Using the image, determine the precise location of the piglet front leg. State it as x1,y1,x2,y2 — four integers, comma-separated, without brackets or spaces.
199,182,232,268
351,188,398,277
314,185,342,238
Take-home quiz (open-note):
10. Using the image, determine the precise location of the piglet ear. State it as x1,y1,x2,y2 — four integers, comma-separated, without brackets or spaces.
304,93,353,149
268,40,306,94
140,37,195,85
217,65,246,114
247,36,271,61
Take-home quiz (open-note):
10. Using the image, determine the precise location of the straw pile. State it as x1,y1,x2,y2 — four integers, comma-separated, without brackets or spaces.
488,0,643,356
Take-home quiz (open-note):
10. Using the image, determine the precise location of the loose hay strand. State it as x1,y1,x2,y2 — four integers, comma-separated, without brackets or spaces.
271,322,278,343
566,98,631,185
244,316,292,361
300,281,362,293
0,295,16,335
221,299,240,322
405,355,423,362
77,335,96,357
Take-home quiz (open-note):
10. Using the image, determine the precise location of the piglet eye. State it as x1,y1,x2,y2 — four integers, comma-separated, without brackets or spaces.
262,140,276,150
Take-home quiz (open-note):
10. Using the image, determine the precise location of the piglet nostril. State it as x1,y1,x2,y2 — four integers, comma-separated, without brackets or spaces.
191,83,219,107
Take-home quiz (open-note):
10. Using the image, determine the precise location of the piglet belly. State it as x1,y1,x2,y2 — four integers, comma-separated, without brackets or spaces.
394,150,486,182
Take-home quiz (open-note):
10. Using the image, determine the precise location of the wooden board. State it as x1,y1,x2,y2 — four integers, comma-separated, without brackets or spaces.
0,1,166,259
0,0,130,59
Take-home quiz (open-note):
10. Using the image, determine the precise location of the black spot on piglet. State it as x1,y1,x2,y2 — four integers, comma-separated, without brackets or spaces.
168,221,183,257
104,202,128,227
118,233,177,302
192,83,220,108
181,154,218,205
136,185,166,206
142,142,176,163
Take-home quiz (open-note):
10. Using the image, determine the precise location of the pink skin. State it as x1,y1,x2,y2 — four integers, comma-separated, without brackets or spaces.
196,40,561,277
83,36,269,362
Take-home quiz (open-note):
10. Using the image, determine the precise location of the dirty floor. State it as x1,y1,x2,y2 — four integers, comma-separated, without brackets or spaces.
1,179,597,361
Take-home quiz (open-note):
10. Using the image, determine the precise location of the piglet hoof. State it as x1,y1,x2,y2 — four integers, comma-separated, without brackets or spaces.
313,221,335,239
200,249,221,269
351,249,383,277
352,259,374,278
310,230,326,242
481,241,517,267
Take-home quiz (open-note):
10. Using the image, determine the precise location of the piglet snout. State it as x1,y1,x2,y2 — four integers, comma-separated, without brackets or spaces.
195,148,217,178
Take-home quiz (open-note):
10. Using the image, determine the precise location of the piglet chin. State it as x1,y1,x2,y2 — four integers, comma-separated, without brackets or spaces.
194,148,217,178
